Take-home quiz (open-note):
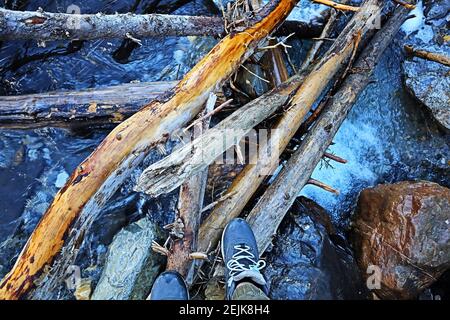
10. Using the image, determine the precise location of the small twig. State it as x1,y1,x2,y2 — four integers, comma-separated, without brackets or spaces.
183,95,225,133
323,152,348,164
201,191,237,213
392,0,416,10
151,240,170,256
312,0,360,12
189,252,209,260
312,37,335,41
125,33,142,46
404,45,450,67
258,33,295,51
307,178,339,195
240,64,271,83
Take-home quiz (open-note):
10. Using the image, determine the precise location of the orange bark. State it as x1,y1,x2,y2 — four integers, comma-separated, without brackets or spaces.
0,0,297,299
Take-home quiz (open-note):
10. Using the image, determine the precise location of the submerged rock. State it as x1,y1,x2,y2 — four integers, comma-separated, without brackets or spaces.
263,197,367,300
351,181,450,299
91,217,164,300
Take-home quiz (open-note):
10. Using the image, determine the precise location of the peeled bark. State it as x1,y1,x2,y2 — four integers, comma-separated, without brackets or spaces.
0,7,320,41
0,0,298,300
198,0,384,253
247,4,411,253
134,74,306,197
0,81,177,128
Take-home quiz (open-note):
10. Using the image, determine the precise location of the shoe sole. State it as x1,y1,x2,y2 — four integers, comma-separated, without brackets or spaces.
220,220,229,263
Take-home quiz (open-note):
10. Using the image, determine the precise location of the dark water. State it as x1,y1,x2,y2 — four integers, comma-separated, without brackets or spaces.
0,0,448,292
0,0,218,279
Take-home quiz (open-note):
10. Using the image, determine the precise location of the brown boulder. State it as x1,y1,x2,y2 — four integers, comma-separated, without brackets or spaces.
351,181,450,299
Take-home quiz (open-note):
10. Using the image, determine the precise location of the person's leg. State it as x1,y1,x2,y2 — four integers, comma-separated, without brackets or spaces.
221,218,270,300
148,271,189,300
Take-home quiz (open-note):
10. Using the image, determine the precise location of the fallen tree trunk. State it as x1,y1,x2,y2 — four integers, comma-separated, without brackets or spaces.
0,0,298,300
0,81,177,128
0,7,320,41
197,0,384,254
0,8,225,40
134,73,307,196
164,94,215,278
136,0,379,200
247,4,412,252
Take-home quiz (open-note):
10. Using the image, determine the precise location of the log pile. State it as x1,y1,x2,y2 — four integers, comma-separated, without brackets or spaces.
0,0,417,300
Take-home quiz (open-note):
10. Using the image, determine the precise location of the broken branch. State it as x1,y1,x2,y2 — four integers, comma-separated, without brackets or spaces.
0,0,299,300
0,7,320,41
312,0,360,12
246,3,412,253
404,45,450,67
198,0,385,254
0,81,177,128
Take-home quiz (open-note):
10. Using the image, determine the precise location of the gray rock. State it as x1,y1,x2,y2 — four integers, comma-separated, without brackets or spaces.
91,217,164,300
263,197,367,300
401,0,450,131
403,51,450,131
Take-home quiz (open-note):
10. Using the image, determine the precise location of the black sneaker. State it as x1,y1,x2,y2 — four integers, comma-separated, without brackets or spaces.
148,271,189,300
221,218,268,300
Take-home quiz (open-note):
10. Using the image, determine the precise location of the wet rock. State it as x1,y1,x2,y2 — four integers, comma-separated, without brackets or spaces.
403,49,450,131
263,197,367,300
351,181,450,299
91,217,164,300
401,0,450,131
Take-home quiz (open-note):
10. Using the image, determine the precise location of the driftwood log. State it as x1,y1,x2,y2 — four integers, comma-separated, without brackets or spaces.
0,7,321,41
134,72,307,197
164,93,216,278
0,0,299,300
197,0,384,254
136,0,380,202
247,4,413,252
0,81,177,128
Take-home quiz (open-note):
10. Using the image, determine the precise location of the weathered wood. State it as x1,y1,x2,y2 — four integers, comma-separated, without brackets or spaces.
198,0,384,254
312,0,359,11
404,45,450,67
301,1,349,69
0,7,320,41
0,8,225,40
136,0,380,201
0,81,177,128
134,73,306,197
165,94,215,278
247,4,412,252
0,0,298,300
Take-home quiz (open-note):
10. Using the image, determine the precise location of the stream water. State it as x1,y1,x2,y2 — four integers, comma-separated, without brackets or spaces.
0,0,448,294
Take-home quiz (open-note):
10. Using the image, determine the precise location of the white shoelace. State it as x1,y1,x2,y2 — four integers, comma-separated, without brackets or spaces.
226,245,266,286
